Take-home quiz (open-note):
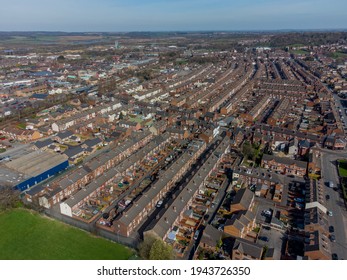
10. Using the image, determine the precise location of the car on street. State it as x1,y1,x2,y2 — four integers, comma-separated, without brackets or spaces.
326,194,330,200
258,236,269,242
156,200,163,208
294,197,304,203
332,253,338,260
327,210,333,217
218,225,224,231
330,234,336,242
329,226,334,233
261,210,272,217
194,230,200,240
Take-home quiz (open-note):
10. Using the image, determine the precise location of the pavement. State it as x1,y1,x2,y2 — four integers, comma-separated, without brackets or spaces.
257,226,284,260
321,151,347,259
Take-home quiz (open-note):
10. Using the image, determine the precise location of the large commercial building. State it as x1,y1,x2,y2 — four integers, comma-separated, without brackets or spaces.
1,151,69,191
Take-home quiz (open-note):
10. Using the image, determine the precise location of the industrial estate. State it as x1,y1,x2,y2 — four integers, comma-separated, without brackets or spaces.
0,31,347,260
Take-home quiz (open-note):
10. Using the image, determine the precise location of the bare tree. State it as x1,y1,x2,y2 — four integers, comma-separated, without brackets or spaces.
0,185,21,211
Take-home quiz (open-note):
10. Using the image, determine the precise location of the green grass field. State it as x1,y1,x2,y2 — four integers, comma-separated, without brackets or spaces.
330,51,347,59
338,160,347,177
290,49,310,55
0,209,134,260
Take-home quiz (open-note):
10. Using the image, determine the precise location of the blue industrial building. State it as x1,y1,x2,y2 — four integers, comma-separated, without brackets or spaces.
16,160,69,191
2,151,69,192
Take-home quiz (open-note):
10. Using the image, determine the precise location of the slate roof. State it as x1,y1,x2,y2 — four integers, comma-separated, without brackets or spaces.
233,238,263,259
262,154,307,169
33,138,53,149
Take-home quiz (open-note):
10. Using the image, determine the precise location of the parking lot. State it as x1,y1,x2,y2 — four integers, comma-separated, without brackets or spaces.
257,225,284,259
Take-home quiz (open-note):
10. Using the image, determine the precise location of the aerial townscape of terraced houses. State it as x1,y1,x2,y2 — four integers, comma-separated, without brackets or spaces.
0,31,347,261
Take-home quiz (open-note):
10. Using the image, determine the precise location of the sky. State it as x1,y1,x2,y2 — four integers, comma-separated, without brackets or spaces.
0,0,346,32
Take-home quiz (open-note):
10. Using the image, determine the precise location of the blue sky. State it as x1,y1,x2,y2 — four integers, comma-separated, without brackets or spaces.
0,0,346,31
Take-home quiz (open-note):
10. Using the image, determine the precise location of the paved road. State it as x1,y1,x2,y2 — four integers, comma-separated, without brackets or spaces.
138,140,220,240
321,151,347,259
322,82,345,134
332,92,347,137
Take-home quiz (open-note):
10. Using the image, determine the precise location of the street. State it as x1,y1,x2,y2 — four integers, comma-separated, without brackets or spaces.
321,151,347,259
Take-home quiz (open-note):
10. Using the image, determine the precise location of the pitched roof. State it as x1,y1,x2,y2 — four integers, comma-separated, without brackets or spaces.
262,154,307,169
83,138,102,148
200,224,223,248
231,188,254,210
56,131,73,140
34,138,53,149
233,238,263,259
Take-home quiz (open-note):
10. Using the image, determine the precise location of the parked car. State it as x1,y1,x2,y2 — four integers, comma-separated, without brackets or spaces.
329,226,334,233
194,230,200,240
261,210,272,217
156,200,163,208
330,235,336,242
327,210,333,217
294,197,305,203
326,194,330,200
332,253,338,260
259,236,269,242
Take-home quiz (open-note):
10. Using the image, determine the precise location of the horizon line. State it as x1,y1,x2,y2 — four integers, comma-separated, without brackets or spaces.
0,28,347,34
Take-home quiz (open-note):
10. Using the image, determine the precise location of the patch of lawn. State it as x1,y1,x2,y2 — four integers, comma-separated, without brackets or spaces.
0,209,134,260
338,160,347,177
330,52,347,59
290,49,309,55
16,123,26,129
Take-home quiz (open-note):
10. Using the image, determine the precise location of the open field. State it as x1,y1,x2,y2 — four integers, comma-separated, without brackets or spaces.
290,49,310,55
0,34,107,46
330,51,347,59
0,209,134,260
58,35,103,41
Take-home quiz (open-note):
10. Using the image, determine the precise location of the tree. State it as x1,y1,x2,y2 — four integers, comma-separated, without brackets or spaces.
138,234,157,259
57,55,65,63
242,141,255,161
149,239,174,260
138,234,174,260
216,239,223,250
0,186,21,211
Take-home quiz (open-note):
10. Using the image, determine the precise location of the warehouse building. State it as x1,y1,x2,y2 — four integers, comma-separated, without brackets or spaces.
3,151,69,191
